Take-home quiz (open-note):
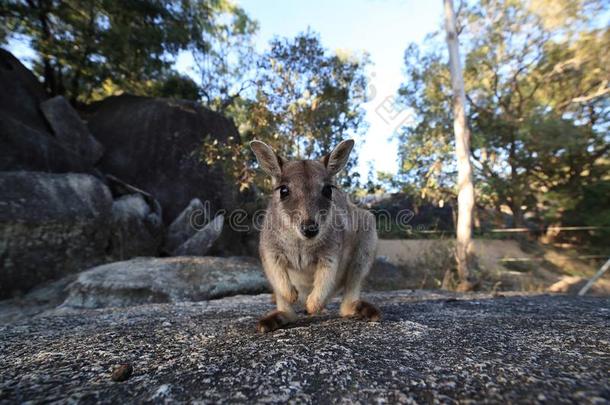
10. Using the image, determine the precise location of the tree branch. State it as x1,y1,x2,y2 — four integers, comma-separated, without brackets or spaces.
570,80,610,104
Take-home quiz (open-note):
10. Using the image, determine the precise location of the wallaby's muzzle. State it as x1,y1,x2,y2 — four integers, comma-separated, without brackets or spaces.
300,219,319,239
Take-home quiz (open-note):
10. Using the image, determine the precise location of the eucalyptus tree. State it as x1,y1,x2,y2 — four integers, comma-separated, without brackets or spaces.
397,0,609,230
443,0,476,291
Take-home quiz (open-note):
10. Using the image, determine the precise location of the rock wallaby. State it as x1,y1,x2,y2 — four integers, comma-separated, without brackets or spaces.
250,139,381,332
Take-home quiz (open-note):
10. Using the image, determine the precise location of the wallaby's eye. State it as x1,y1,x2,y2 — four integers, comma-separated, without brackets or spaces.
279,185,290,200
322,184,333,199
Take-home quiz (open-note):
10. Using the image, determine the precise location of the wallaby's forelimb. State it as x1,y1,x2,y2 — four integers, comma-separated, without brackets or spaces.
306,258,338,314
258,251,298,332
261,250,298,304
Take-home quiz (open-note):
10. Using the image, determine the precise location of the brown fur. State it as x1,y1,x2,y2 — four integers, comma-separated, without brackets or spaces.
256,310,292,333
251,140,381,332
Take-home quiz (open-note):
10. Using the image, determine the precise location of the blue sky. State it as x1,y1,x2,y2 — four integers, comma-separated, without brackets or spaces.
236,0,444,176
7,0,445,176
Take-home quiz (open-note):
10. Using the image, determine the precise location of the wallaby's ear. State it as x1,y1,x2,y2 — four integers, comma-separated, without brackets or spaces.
250,140,283,179
323,139,354,176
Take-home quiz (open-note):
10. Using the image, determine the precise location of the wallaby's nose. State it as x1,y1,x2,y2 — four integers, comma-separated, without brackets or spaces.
300,220,319,239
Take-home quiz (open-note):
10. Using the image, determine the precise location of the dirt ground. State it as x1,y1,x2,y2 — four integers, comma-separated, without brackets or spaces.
376,239,610,295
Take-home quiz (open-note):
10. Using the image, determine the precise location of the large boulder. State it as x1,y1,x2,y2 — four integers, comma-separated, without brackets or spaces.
164,198,207,253
0,172,113,298
0,48,49,133
40,96,104,166
0,273,76,324
0,111,89,172
109,193,163,260
84,95,240,224
104,174,164,260
0,50,86,173
172,214,224,256
62,256,269,308
0,50,102,173
1,293,609,403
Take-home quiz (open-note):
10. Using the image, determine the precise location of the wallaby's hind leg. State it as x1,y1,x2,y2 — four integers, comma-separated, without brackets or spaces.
340,270,381,321
257,294,297,333
343,300,381,322
340,213,381,322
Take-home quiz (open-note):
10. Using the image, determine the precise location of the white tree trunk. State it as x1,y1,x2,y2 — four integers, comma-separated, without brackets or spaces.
443,0,476,291
578,258,610,296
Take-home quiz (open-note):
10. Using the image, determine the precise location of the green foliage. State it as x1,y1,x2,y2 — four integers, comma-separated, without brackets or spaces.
550,180,610,246
194,5,258,112
396,0,610,231
1,0,256,102
396,43,455,203
205,31,370,191
151,73,200,100
252,32,368,163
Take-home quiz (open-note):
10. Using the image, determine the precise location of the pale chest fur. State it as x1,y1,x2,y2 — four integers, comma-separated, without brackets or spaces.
278,239,338,273
275,234,352,297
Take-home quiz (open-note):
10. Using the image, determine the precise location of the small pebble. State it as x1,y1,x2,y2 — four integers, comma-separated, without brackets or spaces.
111,364,133,382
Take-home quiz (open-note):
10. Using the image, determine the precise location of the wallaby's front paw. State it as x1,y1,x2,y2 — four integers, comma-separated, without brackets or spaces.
344,300,381,322
284,286,299,304
305,295,324,315
256,310,292,333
